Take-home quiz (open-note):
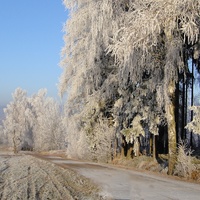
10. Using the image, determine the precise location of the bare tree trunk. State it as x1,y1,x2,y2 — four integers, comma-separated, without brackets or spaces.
133,137,140,157
167,82,177,175
114,137,121,159
150,135,153,156
113,138,118,159
182,80,186,140
13,130,18,154
152,135,157,161
127,144,133,159
185,77,188,141
120,138,125,158
190,59,194,148
164,24,178,174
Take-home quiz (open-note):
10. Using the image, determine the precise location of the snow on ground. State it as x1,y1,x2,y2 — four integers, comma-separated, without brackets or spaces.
0,152,105,200
39,154,200,200
1,148,200,200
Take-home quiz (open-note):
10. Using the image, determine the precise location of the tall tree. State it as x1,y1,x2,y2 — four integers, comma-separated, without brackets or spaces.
31,89,65,151
106,0,200,174
3,88,31,152
60,0,119,160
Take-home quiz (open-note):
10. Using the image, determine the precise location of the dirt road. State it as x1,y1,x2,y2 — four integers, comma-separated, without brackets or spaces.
38,154,200,200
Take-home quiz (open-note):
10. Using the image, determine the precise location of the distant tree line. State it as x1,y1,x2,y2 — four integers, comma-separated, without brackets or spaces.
0,88,65,152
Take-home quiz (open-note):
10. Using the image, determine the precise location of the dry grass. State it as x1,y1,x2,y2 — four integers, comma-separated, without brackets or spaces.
112,155,163,173
112,152,200,182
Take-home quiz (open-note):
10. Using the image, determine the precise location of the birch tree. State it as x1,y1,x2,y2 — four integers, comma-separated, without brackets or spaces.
2,88,65,152
30,89,65,151
3,88,31,152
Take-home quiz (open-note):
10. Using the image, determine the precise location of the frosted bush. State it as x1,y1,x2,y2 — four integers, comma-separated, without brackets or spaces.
174,142,196,179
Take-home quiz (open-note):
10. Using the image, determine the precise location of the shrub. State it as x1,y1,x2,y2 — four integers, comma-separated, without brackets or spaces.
174,142,196,179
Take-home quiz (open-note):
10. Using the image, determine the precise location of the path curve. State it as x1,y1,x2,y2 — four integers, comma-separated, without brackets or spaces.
34,154,200,200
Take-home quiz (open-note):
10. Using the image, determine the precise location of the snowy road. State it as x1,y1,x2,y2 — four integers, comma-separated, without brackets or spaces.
37,154,200,200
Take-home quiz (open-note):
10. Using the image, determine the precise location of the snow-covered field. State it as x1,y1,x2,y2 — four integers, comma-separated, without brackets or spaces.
0,151,104,200
1,149,200,200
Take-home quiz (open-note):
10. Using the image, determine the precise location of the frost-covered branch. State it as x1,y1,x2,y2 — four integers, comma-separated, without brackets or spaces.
185,106,200,135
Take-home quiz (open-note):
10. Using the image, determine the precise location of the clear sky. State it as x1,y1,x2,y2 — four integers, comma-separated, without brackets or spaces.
0,0,67,106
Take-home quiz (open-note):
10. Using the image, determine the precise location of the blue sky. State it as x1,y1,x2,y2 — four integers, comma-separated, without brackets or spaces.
0,0,67,106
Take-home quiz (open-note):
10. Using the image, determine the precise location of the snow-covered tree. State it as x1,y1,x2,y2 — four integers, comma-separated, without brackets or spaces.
59,0,200,172
31,89,65,151
186,106,200,135
3,88,31,152
106,0,200,174
59,0,119,161
2,88,65,152
0,125,7,145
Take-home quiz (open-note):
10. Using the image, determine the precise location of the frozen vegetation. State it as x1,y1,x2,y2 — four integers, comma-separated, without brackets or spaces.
0,106,4,125
0,1,200,199
58,0,200,175
1,150,199,200
0,88,66,152
0,152,104,200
